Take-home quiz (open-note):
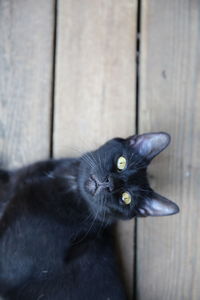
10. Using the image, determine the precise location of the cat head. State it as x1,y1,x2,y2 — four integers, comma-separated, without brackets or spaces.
79,132,179,223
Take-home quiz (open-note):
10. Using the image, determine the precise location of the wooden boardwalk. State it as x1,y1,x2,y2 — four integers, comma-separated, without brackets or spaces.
0,1,199,299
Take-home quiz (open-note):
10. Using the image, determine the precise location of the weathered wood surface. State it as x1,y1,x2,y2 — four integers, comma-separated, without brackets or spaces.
137,1,200,299
0,0,54,168
53,0,137,297
0,2,54,300
2,0,198,299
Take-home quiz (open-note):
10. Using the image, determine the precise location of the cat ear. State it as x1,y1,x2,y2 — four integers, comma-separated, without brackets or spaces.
137,192,179,217
128,132,171,160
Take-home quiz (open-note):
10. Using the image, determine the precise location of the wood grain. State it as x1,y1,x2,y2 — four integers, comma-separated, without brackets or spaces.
0,0,55,168
53,0,137,297
137,1,200,299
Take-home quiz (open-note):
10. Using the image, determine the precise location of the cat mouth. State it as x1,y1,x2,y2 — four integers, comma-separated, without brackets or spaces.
85,175,113,196
85,175,97,195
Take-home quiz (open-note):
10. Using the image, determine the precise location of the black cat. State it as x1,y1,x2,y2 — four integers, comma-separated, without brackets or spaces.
0,132,179,300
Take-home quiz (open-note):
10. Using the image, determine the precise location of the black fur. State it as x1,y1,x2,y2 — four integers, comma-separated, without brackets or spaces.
0,133,179,299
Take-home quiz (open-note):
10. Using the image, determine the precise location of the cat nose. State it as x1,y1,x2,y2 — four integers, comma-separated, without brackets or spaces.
90,175,114,194
99,176,114,192
106,176,114,192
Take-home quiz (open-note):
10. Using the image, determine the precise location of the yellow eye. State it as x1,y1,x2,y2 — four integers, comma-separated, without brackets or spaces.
122,192,132,205
117,156,127,170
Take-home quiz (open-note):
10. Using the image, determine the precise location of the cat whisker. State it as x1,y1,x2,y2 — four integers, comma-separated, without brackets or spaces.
81,156,95,169
96,152,104,175
98,195,107,233
137,188,151,194
72,202,101,245
68,146,98,169
82,152,98,169
64,175,76,180
84,152,96,168
129,157,146,170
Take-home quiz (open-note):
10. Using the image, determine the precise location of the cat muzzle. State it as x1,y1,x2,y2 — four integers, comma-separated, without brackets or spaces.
85,175,114,195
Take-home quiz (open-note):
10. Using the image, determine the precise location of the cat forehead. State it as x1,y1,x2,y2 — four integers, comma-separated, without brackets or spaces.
98,138,135,157
100,138,125,150
98,138,142,161
127,169,148,185
94,140,148,175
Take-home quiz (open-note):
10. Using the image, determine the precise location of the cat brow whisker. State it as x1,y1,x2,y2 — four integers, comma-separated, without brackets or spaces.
138,188,151,194
129,156,146,169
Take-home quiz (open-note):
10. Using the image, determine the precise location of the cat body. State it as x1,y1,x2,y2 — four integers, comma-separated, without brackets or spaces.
0,133,179,299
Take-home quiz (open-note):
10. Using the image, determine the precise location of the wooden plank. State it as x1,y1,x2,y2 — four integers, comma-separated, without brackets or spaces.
54,0,137,297
137,1,200,299
0,0,54,168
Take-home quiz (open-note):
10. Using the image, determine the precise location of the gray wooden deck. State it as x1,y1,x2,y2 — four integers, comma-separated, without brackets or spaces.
0,1,199,299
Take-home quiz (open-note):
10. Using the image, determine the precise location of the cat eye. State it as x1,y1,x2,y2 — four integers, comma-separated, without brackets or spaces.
117,156,127,171
122,192,132,205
